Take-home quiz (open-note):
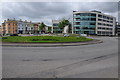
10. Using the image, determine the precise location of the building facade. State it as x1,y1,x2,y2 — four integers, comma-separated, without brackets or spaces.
33,23,40,34
1,19,40,35
0,25,2,35
52,20,62,33
1,19,18,34
73,10,116,36
116,22,120,35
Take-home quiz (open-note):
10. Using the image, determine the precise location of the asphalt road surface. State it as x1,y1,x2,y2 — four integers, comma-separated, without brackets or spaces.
2,37,118,78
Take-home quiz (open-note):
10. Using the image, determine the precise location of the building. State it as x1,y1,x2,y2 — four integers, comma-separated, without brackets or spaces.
1,19,40,35
116,22,120,36
17,19,26,34
52,20,72,33
0,25,2,35
73,10,116,36
52,20,62,33
33,23,40,34
24,21,34,34
1,19,18,35
45,26,52,33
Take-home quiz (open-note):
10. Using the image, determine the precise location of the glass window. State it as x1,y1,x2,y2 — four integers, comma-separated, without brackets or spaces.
76,27,80,29
98,19,102,21
91,13,96,16
90,23,96,25
53,24,58,26
91,18,96,21
98,23,102,25
98,14,102,18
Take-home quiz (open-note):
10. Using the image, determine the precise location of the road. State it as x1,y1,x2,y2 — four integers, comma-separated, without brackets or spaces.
2,37,118,78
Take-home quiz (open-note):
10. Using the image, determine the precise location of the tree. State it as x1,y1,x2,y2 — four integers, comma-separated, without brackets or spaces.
48,27,52,33
58,19,71,33
39,22,46,33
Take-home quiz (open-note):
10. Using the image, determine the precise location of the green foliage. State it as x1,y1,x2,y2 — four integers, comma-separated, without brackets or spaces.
58,19,70,30
39,22,46,31
48,27,52,32
2,36,93,43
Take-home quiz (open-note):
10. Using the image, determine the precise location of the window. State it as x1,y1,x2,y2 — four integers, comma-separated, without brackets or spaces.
103,16,107,19
91,18,96,21
76,19,81,21
102,27,105,29
106,28,109,30
98,19,102,21
110,18,113,20
98,31,101,34
76,27,80,29
107,17,109,19
98,27,101,29
98,14,102,18
83,27,88,29
90,23,95,25
103,20,106,22
98,23,102,25
76,22,80,25
81,18,89,21
53,24,58,26
110,28,112,30
107,24,109,26
103,24,106,26
91,14,96,16
89,27,95,30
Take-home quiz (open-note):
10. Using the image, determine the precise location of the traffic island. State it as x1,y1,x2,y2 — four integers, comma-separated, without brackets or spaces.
1,36,103,47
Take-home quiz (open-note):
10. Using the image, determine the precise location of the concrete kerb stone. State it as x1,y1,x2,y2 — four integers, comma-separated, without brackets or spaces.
1,39,103,47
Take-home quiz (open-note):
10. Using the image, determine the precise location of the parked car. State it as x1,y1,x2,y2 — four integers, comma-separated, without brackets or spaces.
10,34,18,36
63,34,70,37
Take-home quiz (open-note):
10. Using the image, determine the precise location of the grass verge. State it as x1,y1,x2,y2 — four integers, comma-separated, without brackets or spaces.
1,36,93,43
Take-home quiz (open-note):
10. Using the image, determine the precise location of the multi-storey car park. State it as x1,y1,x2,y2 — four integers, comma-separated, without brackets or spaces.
72,10,116,36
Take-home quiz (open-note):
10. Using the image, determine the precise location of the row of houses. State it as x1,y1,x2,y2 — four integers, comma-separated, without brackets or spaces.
0,19,52,35
0,10,119,36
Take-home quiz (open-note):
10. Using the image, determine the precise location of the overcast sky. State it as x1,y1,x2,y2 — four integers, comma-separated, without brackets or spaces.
1,2,118,26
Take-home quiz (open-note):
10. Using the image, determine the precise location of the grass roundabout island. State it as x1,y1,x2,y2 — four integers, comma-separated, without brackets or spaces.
2,36,93,43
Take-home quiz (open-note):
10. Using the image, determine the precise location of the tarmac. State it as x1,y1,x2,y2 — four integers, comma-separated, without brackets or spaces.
1,39,103,47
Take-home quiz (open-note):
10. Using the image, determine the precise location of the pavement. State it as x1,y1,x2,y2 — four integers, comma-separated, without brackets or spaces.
1,39,103,47
2,37,118,78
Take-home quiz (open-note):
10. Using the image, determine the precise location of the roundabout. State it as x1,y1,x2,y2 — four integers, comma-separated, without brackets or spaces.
1,36,102,47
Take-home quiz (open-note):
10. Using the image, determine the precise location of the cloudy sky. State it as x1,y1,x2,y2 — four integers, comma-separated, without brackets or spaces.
1,2,118,26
